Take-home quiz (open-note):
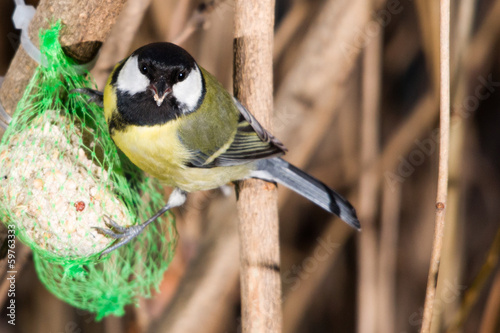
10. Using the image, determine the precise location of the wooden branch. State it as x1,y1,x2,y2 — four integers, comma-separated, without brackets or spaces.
421,0,451,331
234,1,282,332
144,2,374,330
0,0,126,117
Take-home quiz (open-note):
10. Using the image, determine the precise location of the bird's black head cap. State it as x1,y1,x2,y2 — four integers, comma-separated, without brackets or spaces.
134,43,196,66
111,42,198,87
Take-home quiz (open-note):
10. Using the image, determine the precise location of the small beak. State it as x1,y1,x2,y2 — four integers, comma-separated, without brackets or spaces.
149,80,172,107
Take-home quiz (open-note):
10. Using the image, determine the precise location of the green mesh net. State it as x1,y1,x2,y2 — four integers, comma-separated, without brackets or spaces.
0,22,176,319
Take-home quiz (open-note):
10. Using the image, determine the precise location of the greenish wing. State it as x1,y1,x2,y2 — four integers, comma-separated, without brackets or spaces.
211,97,287,166
186,97,287,168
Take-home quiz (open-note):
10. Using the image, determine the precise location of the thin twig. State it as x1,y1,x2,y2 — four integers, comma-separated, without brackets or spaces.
376,0,500,186
433,0,475,329
421,0,451,331
378,181,402,333
357,18,382,333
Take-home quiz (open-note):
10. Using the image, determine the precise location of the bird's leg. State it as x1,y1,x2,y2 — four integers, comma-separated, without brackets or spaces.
0,102,11,130
0,118,8,130
70,88,104,107
95,188,186,257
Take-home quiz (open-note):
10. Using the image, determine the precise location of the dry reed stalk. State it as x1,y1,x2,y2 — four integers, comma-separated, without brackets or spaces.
104,316,123,333
336,73,361,184
359,0,500,201
357,26,382,333
431,0,474,330
27,281,72,332
167,0,192,41
378,91,438,177
432,122,465,332
144,0,177,43
283,222,353,332
421,0,451,331
196,10,234,87
148,197,241,333
171,1,226,46
273,0,310,62
414,0,440,91
447,226,500,332
378,181,402,333
234,1,282,332
281,65,360,331
91,0,153,89
465,0,500,74
479,265,500,333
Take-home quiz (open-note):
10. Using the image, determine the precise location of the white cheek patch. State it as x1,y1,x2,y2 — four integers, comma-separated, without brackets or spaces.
172,65,203,113
116,55,150,95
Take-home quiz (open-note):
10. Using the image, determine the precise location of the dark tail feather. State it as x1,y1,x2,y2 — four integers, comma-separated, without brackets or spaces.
253,158,360,230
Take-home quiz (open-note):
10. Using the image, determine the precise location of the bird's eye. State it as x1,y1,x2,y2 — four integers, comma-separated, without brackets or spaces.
178,72,186,82
140,64,148,75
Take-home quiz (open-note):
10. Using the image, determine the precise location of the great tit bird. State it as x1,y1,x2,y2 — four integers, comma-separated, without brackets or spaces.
78,42,360,256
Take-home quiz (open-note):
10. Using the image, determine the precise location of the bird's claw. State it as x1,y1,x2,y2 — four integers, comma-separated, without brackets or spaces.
93,190,186,258
102,215,127,233
94,216,147,258
93,226,122,238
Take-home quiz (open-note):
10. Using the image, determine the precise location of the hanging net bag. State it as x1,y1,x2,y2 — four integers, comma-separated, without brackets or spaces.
0,22,177,319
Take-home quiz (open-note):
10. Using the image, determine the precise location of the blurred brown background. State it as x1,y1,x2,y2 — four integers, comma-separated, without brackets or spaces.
1,0,500,332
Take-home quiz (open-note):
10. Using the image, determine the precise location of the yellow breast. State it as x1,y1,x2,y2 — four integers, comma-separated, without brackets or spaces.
111,121,189,184
111,121,253,192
